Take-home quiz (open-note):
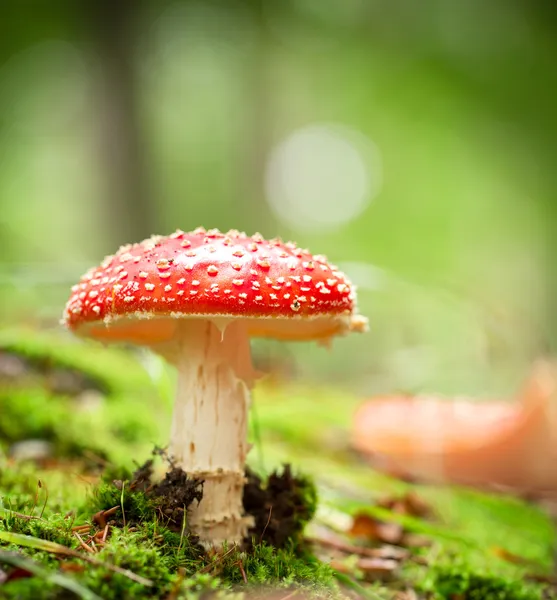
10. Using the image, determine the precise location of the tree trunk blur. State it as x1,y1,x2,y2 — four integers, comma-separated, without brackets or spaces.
84,0,155,248
243,0,277,238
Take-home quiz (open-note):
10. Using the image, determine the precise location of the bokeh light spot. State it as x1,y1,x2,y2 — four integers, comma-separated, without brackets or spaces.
264,124,381,232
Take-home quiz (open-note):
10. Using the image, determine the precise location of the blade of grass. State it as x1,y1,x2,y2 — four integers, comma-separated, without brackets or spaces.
0,551,101,600
0,531,153,587
333,570,386,600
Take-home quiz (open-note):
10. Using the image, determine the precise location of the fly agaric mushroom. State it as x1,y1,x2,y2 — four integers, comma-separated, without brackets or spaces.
63,227,367,547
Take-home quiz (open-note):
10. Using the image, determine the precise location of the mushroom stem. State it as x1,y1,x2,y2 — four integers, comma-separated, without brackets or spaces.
155,319,255,547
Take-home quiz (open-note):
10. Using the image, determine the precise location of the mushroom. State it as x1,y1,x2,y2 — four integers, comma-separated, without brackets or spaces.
351,360,557,495
63,227,367,547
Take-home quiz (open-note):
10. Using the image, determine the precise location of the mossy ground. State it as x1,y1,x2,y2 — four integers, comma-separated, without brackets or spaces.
0,329,556,599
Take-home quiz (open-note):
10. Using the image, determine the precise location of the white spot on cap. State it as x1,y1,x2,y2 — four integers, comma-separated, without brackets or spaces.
257,258,271,269
145,283,155,291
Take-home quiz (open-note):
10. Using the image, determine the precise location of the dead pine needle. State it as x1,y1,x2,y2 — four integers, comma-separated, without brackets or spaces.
200,546,238,575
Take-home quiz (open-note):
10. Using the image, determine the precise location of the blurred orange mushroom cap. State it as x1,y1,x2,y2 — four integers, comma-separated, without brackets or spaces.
352,361,557,495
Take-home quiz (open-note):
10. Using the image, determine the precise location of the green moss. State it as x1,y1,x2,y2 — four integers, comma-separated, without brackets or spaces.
218,543,334,589
417,559,547,600
0,328,168,464
2,513,75,546
80,529,176,599
0,453,335,599
0,328,157,397
1,330,556,599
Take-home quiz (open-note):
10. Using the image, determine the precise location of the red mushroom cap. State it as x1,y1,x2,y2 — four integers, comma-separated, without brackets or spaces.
63,228,367,344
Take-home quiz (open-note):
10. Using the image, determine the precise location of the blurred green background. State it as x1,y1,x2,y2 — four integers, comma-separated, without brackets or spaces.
0,0,555,397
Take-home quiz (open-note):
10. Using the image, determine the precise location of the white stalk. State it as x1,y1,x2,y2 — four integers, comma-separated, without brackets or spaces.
154,319,255,547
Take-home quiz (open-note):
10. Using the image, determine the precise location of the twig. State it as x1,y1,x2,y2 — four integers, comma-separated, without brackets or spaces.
307,535,409,560
74,532,95,554
93,506,119,529
237,560,248,583
72,525,91,534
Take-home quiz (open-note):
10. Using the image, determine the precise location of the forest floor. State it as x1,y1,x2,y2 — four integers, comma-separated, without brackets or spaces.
0,327,556,599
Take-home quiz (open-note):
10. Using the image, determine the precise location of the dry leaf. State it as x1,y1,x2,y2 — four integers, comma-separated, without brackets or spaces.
356,557,399,582
378,491,434,519
349,513,404,545
401,533,432,548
